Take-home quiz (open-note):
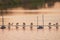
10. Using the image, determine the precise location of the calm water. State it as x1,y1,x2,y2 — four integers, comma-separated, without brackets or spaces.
0,27,60,40
0,2,60,40
0,12,60,40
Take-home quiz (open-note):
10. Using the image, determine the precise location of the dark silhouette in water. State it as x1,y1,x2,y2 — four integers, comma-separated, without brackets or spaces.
8,23,13,30
37,15,44,29
0,9,6,29
48,22,51,30
56,23,59,30
8,23,11,30
30,22,33,30
0,25,6,29
16,23,19,30
23,22,26,30
37,26,43,29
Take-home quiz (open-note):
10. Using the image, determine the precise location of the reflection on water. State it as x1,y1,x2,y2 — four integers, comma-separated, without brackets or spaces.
0,12,60,40
0,26,60,40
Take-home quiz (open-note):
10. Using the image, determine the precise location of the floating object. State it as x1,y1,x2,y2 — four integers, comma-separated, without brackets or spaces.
48,22,51,29
8,23,11,30
16,23,19,30
0,10,6,29
37,14,44,29
30,23,33,30
0,25,6,29
23,22,26,30
56,23,59,30
37,26,43,29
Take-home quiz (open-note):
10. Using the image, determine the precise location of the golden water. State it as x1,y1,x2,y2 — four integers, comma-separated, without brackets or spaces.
0,13,60,40
0,2,60,40
0,27,60,40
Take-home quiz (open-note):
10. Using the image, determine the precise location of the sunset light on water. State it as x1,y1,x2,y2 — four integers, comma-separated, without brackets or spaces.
0,1,60,40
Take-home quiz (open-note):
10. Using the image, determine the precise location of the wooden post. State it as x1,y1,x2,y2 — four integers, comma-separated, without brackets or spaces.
37,16,38,28
0,9,6,29
42,14,44,28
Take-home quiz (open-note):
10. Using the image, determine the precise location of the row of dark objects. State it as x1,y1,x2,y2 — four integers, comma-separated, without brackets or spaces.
0,22,59,30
